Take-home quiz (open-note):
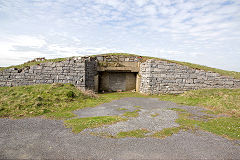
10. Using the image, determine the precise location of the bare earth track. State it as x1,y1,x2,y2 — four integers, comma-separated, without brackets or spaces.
0,98,239,159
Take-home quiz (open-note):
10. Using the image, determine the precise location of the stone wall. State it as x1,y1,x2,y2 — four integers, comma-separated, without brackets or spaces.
0,57,97,90
1,55,240,94
95,55,141,62
140,59,240,94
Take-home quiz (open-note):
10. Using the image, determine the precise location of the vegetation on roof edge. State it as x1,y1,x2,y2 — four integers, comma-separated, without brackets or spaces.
0,53,239,79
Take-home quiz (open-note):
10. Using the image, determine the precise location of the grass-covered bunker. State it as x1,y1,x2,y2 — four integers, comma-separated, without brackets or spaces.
0,53,240,94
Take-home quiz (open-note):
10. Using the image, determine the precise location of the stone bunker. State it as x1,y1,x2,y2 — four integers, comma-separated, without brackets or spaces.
0,54,240,94
96,56,141,93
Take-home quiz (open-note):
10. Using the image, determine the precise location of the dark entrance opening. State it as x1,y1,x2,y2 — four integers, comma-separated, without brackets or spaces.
98,71,137,92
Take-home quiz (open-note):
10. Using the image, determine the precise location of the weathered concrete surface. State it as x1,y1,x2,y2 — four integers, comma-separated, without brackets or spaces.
1,98,240,159
99,72,136,92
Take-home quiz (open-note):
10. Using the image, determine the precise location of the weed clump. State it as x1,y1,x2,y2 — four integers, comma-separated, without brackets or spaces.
66,91,76,98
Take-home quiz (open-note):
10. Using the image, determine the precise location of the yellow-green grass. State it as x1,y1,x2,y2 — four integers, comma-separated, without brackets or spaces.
64,116,127,133
133,106,142,108
0,58,67,71
150,113,160,117
0,84,153,119
122,109,141,117
152,127,184,139
117,108,128,111
174,111,240,140
116,129,150,138
158,88,240,117
168,108,187,112
0,84,239,139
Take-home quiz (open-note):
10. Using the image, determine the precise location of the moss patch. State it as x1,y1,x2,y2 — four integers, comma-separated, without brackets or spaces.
152,127,183,138
176,115,240,140
133,106,142,108
122,109,140,117
168,108,187,112
116,129,150,138
117,108,128,111
150,113,159,117
64,116,127,133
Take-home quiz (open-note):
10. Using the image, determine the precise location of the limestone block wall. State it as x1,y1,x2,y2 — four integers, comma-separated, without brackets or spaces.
140,59,240,94
0,57,97,90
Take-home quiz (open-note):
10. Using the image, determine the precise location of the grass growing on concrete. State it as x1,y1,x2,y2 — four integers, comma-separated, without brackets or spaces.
116,129,150,138
164,107,240,140
133,106,142,108
168,108,187,112
150,113,160,117
159,88,240,117
64,116,127,133
122,109,141,117
176,112,240,140
117,108,128,111
152,127,183,139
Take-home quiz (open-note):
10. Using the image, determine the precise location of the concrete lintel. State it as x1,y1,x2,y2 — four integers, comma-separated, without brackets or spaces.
97,66,139,72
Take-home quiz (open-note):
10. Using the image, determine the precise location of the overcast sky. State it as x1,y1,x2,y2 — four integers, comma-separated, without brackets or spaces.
0,0,240,71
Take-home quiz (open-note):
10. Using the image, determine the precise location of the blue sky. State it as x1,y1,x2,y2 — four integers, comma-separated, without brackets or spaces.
0,0,240,71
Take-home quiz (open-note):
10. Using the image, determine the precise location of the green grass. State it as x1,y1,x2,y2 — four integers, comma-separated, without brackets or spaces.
133,106,142,108
0,83,87,119
150,113,159,117
175,112,240,140
122,109,141,117
159,88,240,117
0,58,67,71
0,84,152,119
168,60,240,79
0,84,239,139
116,129,150,138
168,108,187,112
64,116,127,133
117,108,128,111
91,53,140,57
164,107,240,140
152,127,183,138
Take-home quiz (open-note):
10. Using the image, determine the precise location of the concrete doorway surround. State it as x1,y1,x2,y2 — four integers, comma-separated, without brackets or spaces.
98,72,137,92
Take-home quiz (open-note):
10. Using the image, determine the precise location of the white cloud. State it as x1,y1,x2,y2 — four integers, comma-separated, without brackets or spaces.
134,0,149,7
0,0,240,71
144,5,157,16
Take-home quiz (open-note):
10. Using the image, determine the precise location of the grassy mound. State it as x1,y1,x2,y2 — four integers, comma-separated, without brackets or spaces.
0,58,67,71
0,83,90,119
0,84,147,119
1,53,239,79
